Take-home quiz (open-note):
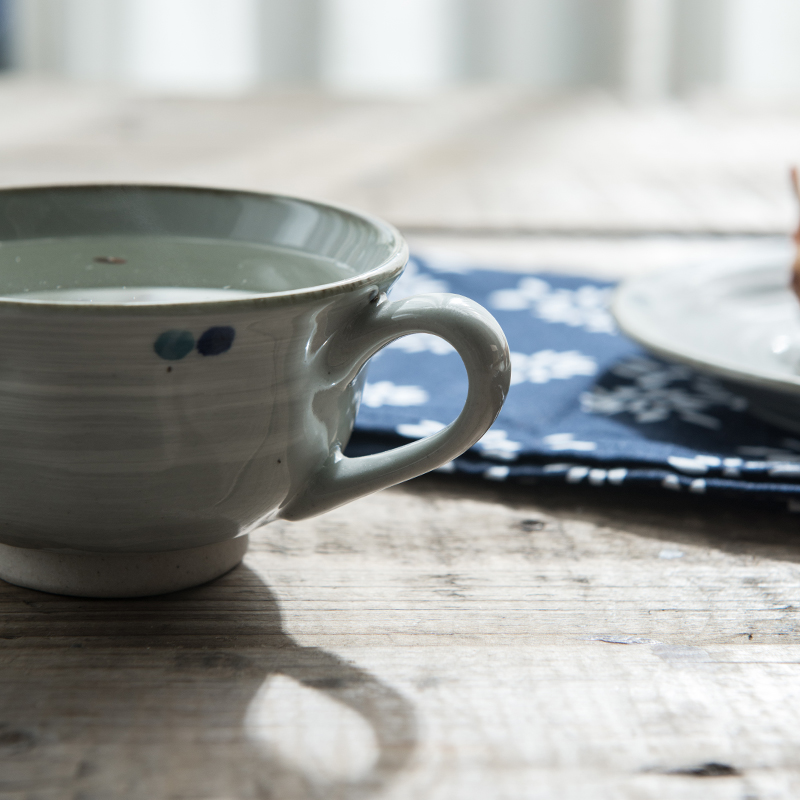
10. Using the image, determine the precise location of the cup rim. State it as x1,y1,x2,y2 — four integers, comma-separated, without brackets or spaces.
0,183,409,315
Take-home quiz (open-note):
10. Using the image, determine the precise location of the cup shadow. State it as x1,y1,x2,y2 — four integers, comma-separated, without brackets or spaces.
0,563,417,800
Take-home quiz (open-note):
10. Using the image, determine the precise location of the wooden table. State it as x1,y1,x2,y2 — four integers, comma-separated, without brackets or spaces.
1,79,800,800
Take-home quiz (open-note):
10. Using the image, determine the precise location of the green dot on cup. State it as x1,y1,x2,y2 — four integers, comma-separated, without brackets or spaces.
154,330,195,361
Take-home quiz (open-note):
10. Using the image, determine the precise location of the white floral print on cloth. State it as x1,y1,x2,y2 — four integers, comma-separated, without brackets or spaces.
387,333,455,356
581,357,747,430
511,350,597,385
489,277,616,334
348,257,800,505
544,433,597,452
475,430,522,460
361,382,429,408
395,420,521,460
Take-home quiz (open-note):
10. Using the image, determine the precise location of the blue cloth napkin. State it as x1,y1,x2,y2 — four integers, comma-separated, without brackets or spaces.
347,254,800,504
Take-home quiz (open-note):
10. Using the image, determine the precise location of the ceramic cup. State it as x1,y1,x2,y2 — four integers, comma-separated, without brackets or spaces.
0,185,510,597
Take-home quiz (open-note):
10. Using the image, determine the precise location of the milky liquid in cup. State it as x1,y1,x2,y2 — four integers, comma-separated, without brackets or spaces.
0,235,356,303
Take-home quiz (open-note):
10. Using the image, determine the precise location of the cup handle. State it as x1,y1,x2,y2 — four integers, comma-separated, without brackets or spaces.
281,292,511,521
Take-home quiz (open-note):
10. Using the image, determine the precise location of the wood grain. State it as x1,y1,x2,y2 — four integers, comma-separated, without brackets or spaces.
0,76,799,799
3,478,800,799
1,79,800,234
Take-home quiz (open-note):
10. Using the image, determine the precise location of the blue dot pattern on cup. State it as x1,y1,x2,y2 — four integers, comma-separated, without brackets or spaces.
197,326,236,356
154,326,236,360
154,330,195,361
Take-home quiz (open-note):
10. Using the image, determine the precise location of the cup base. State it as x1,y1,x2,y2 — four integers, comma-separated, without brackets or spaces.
0,535,249,598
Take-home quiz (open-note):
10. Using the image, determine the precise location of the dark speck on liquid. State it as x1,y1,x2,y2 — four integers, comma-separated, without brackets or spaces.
94,256,127,264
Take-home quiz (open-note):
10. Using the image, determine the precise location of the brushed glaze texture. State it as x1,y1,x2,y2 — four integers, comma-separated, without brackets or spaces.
0,291,378,552
0,185,510,595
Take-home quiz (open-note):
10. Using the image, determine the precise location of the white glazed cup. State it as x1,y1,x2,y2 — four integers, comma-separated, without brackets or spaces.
0,185,510,597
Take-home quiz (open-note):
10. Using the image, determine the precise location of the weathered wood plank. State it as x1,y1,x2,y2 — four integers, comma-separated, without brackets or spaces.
2,479,800,799
0,77,799,799
2,79,800,234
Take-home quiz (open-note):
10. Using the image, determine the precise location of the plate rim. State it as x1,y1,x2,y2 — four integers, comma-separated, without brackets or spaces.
611,253,800,396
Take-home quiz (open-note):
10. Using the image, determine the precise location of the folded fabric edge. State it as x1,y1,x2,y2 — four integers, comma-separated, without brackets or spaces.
345,431,800,506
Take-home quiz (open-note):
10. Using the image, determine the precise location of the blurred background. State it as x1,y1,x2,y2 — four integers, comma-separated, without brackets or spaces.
0,0,799,254
2,0,800,100
3,0,800,101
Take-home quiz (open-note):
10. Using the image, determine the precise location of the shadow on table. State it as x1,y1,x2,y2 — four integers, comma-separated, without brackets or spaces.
406,472,800,565
0,564,417,800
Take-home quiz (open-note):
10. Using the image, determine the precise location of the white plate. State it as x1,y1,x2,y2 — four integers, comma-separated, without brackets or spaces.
612,251,800,432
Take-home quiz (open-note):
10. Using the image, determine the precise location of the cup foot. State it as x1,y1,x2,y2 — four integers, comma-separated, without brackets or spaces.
0,535,249,598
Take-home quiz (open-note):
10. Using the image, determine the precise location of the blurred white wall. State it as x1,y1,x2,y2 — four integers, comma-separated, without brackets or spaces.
124,0,260,93
9,0,262,92
621,0,673,101
461,0,623,91
321,0,458,94
6,0,800,100
723,0,800,100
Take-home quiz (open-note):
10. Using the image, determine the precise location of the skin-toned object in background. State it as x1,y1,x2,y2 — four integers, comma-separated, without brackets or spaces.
790,167,800,301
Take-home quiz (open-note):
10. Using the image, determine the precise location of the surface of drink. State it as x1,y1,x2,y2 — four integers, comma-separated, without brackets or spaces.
0,235,355,303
